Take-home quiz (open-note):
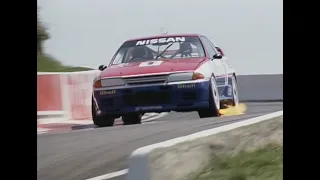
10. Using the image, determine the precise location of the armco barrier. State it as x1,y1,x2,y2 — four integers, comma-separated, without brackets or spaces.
237,74,283,102
37,72,283,120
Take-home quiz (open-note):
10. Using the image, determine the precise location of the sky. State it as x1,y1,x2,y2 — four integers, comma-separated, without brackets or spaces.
38,0,283,75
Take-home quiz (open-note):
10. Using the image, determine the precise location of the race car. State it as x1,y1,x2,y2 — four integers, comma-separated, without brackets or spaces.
92,34,239,127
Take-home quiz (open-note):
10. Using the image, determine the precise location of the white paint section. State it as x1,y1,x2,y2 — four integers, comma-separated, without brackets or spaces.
139,61,163,67
49,120,94,125
37,118,68,124
136,37,185,45
86,169,128,180
37,111,64,116
194,61,213,79
37,70,100,75
37,113,168,134
143,112,168,121
126,110,283,180
37,113,164,125
37,128,51,134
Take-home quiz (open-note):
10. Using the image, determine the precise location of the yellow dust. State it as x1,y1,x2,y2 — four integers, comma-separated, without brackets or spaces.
219,103,247,116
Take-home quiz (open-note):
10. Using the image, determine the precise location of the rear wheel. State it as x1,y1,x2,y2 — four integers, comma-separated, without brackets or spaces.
122,113,142,125
198,76,220,118
92,98,115,127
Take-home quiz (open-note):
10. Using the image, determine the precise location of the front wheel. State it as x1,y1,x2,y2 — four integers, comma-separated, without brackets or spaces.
198,76,220,118
92,97,115,127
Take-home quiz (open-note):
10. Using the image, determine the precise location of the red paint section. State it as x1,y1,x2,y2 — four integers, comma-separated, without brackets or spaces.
37,74,63,111
102,58,207,77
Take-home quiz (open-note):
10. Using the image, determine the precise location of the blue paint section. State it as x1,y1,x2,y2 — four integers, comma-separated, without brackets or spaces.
94,81,211,115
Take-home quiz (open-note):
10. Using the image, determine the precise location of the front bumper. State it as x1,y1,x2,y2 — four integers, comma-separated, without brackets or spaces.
93,80,211,115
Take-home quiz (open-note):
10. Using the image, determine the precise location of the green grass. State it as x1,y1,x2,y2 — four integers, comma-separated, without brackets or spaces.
37,54,94,72
194,144,283,180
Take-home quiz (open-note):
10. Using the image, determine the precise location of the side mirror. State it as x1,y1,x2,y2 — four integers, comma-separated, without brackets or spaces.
98,65,107,71
213,54,223,59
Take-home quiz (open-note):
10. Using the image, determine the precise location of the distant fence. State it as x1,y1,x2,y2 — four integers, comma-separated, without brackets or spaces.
37,71,283,120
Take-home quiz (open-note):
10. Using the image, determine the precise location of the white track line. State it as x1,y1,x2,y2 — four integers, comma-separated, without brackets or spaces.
141,112,168,122
37,128,50,134
86,169,128,180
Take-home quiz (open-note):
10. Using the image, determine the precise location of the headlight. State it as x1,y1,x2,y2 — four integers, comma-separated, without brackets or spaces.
93,78,125,88
167,72,204,82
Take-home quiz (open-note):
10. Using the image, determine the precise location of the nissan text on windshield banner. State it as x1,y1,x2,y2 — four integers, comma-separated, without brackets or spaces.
136,37,186,45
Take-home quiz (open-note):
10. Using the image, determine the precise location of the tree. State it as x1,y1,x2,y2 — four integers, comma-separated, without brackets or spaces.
37,8,49,55
37,8,93,72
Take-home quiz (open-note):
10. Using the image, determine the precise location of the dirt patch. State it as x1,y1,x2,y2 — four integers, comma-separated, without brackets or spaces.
149,116,283,180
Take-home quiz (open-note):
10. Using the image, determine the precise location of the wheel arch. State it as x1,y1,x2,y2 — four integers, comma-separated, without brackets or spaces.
232,72,237,81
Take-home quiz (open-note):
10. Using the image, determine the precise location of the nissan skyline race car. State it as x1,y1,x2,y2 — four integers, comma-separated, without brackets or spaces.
92,34,239,127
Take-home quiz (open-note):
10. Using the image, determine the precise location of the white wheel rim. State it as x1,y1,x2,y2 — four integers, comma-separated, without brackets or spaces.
211,77,220,109
232,77,239,106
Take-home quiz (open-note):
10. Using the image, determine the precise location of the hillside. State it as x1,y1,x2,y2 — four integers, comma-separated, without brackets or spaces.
37,55,94,72
37,8,93,72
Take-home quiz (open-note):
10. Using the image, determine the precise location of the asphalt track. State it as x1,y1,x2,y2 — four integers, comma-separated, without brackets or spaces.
37,102,283,180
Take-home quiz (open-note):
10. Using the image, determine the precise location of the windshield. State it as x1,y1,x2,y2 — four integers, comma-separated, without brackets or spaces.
111,36,205,65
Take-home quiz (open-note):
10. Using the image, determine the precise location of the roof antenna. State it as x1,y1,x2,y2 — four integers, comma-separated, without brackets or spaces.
160,27,168,35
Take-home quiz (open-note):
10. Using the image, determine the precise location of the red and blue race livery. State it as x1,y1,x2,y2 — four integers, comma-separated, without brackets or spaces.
92,34,239,127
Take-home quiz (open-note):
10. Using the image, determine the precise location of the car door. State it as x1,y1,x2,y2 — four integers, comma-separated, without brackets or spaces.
200,36,227,79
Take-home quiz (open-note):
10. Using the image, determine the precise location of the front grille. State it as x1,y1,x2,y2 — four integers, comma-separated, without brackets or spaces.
123,74,168,85
124,91,171,106
182,92,197,100
101,99,114,106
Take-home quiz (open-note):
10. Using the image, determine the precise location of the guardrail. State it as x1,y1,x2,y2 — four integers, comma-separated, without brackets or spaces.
237,74,283,102
37,71,283,120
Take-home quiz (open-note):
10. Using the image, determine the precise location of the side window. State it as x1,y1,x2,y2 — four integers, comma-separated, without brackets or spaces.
203,37,219,54
200,37,216,58
111,48,126,65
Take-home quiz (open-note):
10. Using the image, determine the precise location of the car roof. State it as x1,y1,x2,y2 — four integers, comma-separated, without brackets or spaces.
125,33,203,42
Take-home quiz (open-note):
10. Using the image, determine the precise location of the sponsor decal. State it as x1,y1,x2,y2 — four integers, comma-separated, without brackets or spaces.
100,90,116,95
139,60,163,67
110,63,127,68
177,84,196,89
136,37,185,46
135,106,162,111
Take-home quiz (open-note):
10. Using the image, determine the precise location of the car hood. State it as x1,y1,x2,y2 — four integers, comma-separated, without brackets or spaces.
100,58,206,78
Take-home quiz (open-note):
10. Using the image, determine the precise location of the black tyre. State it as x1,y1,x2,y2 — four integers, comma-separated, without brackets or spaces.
122,113,142,125
92,98,115,127
198,76,220,118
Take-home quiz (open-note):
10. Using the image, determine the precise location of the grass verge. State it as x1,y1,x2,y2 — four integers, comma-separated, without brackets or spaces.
194,143,283,180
